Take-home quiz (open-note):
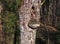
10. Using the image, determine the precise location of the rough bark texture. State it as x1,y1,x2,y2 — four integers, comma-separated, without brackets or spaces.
19,0,41,44
40,0,58,44
46,0,57,44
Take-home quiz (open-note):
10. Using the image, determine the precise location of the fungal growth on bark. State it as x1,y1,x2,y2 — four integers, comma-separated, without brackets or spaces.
28,19,40,29
28,0,46,29
28,5,40,29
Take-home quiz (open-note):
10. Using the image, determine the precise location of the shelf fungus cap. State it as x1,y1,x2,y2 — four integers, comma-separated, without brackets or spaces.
28,19,40,29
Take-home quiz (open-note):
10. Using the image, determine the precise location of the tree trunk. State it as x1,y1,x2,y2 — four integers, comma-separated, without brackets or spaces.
0,3,4,44
19,0,41,44
46,0,57,44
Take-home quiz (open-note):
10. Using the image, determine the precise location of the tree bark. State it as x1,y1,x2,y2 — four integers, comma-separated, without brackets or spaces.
46,0,57,44
19,0,41,44
0,3,4,44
